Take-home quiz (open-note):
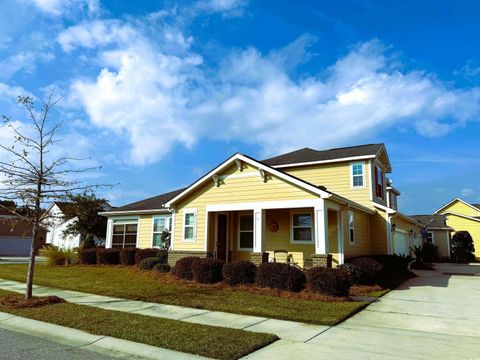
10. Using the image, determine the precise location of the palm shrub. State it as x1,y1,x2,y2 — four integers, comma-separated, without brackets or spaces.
411,245,423,264
39,246,78,266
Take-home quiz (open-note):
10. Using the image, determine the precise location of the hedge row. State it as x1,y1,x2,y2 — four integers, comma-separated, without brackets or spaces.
78,248,168,266
173,254,411,297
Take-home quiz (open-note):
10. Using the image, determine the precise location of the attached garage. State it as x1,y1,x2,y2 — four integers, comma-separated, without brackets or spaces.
393,229,409,255
0,236,32,256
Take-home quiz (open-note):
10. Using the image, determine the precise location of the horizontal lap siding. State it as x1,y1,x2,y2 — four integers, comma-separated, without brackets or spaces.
344,209,370,259
440,201,480,217
444,214,480,260
431,230,450,258
138,215,153,248
173,163,318,252
370,210,388,254
283,162,372,208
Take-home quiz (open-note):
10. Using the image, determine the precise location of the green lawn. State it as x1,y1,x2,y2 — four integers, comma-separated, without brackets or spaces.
0,264,366,325
0,288,276,360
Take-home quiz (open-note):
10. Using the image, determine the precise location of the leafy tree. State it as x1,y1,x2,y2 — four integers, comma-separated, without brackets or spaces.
0,94,105,298
61,192,108,248
451,231,475,263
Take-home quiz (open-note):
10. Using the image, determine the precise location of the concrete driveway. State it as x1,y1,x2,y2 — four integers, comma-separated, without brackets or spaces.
246,263,480,359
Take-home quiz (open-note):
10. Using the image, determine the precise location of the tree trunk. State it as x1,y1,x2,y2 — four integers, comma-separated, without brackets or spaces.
25,222,38,299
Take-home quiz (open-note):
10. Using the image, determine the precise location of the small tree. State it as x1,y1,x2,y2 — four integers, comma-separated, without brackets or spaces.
451,231,475,263
0,94,105,298
61,192,108,248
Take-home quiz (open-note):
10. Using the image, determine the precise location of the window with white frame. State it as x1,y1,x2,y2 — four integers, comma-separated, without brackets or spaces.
152,216,171,247
351,162,364,188
348,211,355,244
426,231,434,244
291,212,313,243
183,210,196,242
238,214,254,251
375,165,384,198
112,219,138,248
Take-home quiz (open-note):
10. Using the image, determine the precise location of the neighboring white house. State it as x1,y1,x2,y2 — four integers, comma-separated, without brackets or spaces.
43,202,112,249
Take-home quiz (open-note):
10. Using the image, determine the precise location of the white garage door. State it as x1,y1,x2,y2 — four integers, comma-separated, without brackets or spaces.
0,236,32,256
393,230,409,255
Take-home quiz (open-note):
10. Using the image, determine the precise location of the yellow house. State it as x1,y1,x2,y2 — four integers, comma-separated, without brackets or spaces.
434,198,480,260
101,144,421,268
410,215,453,258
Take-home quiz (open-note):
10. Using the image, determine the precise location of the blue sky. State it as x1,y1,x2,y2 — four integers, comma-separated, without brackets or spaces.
1,0,480,214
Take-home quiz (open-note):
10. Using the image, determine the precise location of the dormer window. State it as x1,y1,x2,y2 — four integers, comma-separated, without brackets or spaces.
351,162,365,188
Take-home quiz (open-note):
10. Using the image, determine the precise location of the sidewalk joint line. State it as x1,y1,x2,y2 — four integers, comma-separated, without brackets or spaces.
178,311,211,320
303,326,332,343
242,318,269,330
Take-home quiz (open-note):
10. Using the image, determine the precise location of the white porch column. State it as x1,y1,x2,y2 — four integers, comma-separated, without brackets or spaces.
314,199,329,254
253,208,265,253
105,218,113,249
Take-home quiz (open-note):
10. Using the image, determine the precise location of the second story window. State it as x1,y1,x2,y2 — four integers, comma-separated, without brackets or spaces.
375,165,384,199
351,162,365,188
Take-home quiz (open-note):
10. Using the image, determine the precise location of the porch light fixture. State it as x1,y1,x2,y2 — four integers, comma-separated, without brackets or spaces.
390,223,396,232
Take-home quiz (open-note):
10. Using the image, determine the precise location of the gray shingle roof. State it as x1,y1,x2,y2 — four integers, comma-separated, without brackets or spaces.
113,188,186,212
410,215,452,229
262,144,384,166
471,203,480,210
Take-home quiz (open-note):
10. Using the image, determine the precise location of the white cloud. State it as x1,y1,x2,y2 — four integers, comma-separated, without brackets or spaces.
461,188,474,197
28,0,99,17
0,51,54,79
194,0,248,17
62,17,480,165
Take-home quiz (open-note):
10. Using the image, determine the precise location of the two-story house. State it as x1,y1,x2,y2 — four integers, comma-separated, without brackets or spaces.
100,144,421,268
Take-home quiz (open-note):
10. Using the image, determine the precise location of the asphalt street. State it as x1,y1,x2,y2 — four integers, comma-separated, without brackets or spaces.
1,328,116,360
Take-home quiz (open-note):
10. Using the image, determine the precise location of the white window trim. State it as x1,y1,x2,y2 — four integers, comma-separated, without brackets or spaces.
348,210,355,244
350,161,366,189
426,230,435,244
290,210,315,244
182,208,197,243
111,218,139,249
237,213,254,251
151,215,171,248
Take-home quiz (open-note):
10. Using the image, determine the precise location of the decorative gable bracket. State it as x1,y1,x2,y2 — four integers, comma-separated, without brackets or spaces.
212,174,220,187
235,159,243,172
259,169,267,183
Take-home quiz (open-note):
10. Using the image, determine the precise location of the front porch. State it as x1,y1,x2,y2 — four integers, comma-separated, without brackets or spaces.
205,200,346,268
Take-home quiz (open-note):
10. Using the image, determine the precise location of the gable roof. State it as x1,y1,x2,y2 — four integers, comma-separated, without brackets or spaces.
434,197,480,215
410,215,453,230
262,143,388,169
165,153,333,208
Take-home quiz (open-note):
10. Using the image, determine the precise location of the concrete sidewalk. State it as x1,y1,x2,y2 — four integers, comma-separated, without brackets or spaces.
0,278,328,343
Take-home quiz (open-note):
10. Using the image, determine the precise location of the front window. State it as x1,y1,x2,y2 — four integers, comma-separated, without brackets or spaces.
426,231,434,244
351,162,364,188
152,216,171,247
238,214,254,250
183,210,196,241
112,220,138,248
291,212,313,243
349,211,355,244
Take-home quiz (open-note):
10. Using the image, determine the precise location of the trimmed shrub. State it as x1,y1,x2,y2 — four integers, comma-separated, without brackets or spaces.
308,267,352,297
256,262,306,292
39,246,78,266
79,248,98,265
96,248,120,265
174,256,202,280
192,258,224,284
139,257,163,271
223,261,257,286
348,257,383,285
153,263,171,273
119,248,139,266
371,254,411,282
135,248,167,265
451,231,475,263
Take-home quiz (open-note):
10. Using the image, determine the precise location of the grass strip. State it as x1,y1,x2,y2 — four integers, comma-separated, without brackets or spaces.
0,289,276,360
0,264,366,325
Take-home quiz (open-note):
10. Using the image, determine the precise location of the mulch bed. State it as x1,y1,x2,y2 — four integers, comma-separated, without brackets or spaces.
149,270,385,301
0,295,64,309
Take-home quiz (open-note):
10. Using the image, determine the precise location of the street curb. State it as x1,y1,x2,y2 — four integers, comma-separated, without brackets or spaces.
0,311,208,360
